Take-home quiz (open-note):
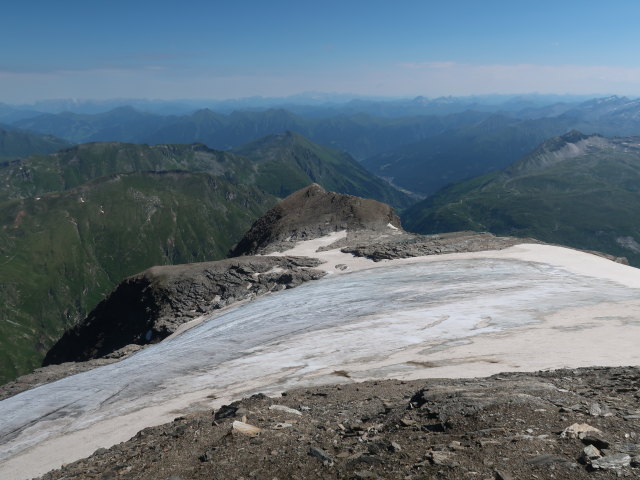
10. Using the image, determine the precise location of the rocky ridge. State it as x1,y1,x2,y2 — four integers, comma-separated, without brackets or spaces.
43,256,325,366
339,231,538,262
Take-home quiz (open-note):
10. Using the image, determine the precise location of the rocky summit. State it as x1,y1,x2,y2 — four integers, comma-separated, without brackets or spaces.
229,183,402,256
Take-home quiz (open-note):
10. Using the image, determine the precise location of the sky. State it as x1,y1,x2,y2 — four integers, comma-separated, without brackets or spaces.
3,0,640,103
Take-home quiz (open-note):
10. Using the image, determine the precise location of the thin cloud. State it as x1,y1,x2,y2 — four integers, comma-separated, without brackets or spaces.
2,60,640,103
122,52,197,61
392,61,640,95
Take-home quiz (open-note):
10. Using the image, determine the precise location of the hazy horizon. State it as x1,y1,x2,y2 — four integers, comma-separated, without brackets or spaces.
1,91,621,107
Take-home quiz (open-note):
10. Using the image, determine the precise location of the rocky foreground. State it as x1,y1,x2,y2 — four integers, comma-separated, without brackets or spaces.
36,366,639,480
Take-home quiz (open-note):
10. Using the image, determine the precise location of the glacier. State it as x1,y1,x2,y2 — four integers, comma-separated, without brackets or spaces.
1,249,640,479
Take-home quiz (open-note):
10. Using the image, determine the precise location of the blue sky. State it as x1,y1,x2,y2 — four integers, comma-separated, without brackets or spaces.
3,0,640,102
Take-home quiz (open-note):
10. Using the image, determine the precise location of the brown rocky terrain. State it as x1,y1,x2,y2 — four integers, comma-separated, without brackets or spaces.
229,183,401,256
36,366,640,480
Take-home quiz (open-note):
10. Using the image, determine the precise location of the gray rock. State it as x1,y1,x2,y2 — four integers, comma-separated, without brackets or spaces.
354,471,380,479
268,405,302,416
589,402,602,416
581,434,610,450
611,442,640,455
427,450,455,466
590,453,631,470
582,444,601,460
309,447,334,464
495,470,514,480
527,454,570,466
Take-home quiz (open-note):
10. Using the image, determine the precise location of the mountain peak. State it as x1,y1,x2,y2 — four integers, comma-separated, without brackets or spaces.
506,130,604,176
559,129,589,143
229,184,402,256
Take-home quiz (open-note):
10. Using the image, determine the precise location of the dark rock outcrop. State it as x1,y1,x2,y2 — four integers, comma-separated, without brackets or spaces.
342,231,539,261
43,256,324,365
229,183,402,256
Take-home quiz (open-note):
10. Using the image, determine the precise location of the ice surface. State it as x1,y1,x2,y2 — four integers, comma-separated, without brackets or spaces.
1,256,639,477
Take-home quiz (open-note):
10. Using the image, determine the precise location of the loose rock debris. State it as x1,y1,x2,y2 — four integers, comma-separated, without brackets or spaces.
38,366,640,479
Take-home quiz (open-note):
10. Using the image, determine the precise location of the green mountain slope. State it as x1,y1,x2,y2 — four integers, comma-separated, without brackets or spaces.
403,131,640,265
234,131,411,208
0,135,407,207
0,172,272,382
0,142,252,202
0,127,72,159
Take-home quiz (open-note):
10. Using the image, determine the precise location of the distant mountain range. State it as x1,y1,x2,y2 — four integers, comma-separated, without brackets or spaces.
364,96,640,196
0,93,593,118
362,114,569,195
403,130,640,266
12,106,487,160
0,133,407,383
8,95,640,198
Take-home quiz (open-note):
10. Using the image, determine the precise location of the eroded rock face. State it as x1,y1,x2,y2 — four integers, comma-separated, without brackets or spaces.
229,183,402,256
42,256,325,366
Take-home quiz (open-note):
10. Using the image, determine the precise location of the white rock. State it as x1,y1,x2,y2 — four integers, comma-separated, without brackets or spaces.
232,420,262,436
560,423,602,439
269,405,302,416
272,422,293,429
